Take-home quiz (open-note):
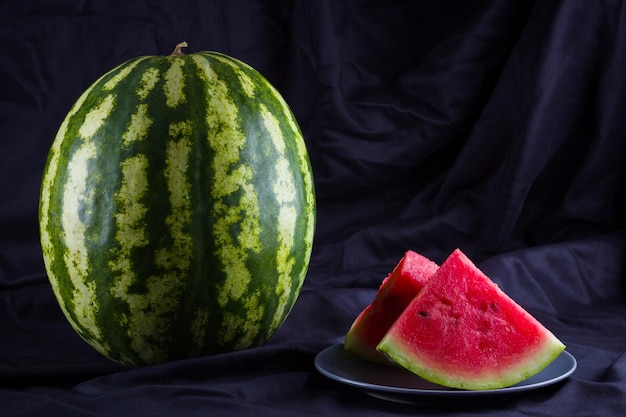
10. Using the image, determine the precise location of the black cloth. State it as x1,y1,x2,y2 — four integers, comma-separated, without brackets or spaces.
2,1,625,415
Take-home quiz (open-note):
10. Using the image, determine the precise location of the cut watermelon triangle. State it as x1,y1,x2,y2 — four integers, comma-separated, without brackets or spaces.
377,248,566,390
344,250,439,364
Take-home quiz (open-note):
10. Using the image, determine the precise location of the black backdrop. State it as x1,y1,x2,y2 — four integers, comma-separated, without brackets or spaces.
2,1,626,416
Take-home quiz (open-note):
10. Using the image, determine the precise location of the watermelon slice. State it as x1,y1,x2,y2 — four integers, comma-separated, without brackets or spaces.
344,250,439,364
377,248,566,390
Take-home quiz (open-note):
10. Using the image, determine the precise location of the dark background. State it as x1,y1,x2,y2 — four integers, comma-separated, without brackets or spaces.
2,1,625,416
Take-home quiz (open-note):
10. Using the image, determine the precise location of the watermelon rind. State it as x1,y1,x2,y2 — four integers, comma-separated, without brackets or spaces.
378,331,565,390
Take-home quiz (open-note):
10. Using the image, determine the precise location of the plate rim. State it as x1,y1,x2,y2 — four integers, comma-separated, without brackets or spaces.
314,343,577,398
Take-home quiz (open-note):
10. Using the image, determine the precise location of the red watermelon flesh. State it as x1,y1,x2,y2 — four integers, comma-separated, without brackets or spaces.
344,250,439,364
377,248,566,390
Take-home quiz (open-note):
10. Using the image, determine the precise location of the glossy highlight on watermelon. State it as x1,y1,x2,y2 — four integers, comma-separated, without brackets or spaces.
344,250,438,364
377,249,566,390
39,42,316,366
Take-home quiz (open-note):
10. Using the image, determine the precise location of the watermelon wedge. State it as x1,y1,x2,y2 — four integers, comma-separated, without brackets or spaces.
344,250,439,364
377,248,566,390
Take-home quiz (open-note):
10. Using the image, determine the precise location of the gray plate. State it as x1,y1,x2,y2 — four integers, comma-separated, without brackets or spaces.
314,344,577,404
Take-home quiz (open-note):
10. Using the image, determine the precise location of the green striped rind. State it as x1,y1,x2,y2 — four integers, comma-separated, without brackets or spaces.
39,50,315,366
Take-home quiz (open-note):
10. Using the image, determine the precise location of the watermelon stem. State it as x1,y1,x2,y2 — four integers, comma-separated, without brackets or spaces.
171,42,188,56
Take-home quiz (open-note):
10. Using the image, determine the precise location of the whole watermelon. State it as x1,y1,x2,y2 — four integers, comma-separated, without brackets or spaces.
39,42,316,366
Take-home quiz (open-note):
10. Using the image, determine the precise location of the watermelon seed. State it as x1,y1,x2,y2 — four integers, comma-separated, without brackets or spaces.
440,297,453,306
419,311,428,317
479,300,498,312
478,339,493,353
